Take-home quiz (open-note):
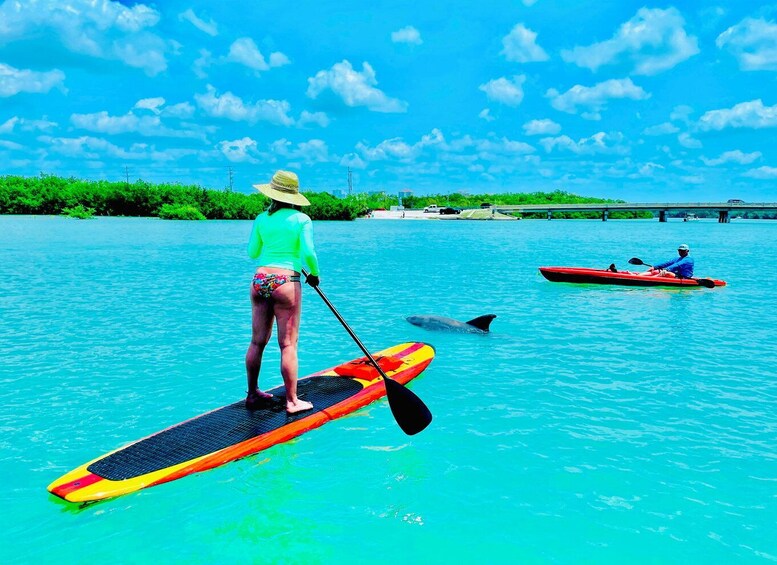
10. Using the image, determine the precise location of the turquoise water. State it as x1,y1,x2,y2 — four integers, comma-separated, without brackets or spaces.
1,215,776,564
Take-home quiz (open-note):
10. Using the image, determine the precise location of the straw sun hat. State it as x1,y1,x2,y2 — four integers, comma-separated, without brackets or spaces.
253,170,310,206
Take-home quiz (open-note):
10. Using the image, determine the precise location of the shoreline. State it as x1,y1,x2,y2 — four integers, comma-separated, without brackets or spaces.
364,209,519,220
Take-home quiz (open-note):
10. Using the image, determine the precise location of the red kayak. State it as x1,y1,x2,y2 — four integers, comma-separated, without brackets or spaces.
539,267,726,288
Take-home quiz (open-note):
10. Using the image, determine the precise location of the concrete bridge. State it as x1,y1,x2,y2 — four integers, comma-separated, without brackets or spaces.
490,202,777,222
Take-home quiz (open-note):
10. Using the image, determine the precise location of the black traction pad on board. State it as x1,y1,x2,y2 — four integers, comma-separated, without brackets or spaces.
88,376,364,481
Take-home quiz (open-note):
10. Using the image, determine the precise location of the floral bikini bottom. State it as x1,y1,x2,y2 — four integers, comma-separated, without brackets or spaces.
252,273,301,299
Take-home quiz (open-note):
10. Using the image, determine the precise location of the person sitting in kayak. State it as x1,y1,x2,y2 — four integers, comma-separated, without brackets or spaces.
640,244,694,278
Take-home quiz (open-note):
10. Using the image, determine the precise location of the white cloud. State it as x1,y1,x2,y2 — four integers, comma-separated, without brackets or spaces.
269,52,291,67
41,135,139,160
226,38,289,73
218,137,258,163
21,118,57,131
479,75,526,106
473,137,535,156
546,78,649,119
357,138,417,161
195,85,294,126
478,109,495,122
355,128,443,162
678,132,702,148
698,99,777,130
670,105,694,122
643,122,679,135
561,7,699,75
0,117,19,133
701,150,762,166
271,139,331,164
70,110,206,139
298,111,330,128
717,17,777,71
634,162,664,177
353,129,536,172
134,97,165,114
391,26,422,45
523,119,561,135
744,166,777,179
0,63,65,97
680,175,705,184
178,9,218,37
0,139,24,150
307,60,408,113
227,38,268,71
193,49,213,79
162,102,195,119
71,111,144,134
0,0,168,76
539,132,628,155
501,24,549,63
340,153,367,169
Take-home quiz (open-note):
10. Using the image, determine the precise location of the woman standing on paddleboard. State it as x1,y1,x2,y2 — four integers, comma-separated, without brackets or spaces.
246,170,321,413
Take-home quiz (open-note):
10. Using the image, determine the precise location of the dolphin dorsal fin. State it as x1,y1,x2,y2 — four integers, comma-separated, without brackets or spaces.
465,315,496,332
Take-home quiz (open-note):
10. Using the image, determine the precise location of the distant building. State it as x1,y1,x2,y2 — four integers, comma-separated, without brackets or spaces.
330,189,346,198
398,189,413,206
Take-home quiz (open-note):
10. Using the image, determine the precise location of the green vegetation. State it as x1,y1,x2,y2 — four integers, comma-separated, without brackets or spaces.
0,174,667,221
157,204,207,220
0,174,358,221
62,204,95,219
401,190,651,219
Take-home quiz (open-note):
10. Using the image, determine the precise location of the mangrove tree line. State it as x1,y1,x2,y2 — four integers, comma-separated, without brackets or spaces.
0,174,650,220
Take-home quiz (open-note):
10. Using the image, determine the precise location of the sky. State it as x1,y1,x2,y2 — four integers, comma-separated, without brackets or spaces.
0,0,776,201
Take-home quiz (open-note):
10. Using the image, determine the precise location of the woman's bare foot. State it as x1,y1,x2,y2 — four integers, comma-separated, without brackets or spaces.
286,399,313,414
245,389,275,410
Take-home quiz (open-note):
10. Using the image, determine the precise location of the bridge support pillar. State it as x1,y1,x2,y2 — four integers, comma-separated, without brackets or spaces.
659,210,667,222
602,210,608,221
718,210,730,223
547,211,552,220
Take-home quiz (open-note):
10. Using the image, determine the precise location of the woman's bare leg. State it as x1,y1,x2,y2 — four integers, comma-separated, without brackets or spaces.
245,285,275,400
272,281,313,413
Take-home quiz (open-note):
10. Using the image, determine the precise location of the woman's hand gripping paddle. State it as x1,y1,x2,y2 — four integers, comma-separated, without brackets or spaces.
628,258,716,288
302,270,432,435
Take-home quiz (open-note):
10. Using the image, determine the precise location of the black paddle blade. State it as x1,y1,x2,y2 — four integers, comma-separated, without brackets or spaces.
695,278,716,288
383,377,432,435
628,257,644,266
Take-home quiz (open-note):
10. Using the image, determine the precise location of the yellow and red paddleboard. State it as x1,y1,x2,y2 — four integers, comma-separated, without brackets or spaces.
48,342,434,503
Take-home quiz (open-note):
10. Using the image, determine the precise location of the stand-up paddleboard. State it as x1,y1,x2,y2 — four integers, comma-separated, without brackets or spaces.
48,342,434,504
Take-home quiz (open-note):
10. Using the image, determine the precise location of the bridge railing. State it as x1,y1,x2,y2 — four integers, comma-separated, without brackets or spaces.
491,202,777,212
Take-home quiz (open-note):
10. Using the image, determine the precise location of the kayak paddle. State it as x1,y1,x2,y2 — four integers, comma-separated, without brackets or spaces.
628,257,653,268
302,269,433,435
628,257,716,288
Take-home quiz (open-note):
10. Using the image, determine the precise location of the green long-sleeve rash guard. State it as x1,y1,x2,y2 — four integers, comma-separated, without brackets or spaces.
247,208,321,276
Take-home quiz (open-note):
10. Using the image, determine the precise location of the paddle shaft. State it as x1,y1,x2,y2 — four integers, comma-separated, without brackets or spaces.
302,270,389,380
301,269,433,435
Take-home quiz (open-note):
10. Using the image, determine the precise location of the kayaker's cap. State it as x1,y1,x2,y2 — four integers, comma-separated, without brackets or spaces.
678,244,690,251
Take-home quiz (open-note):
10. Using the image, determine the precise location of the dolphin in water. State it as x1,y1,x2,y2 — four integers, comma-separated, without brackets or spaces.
405,314,496,334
